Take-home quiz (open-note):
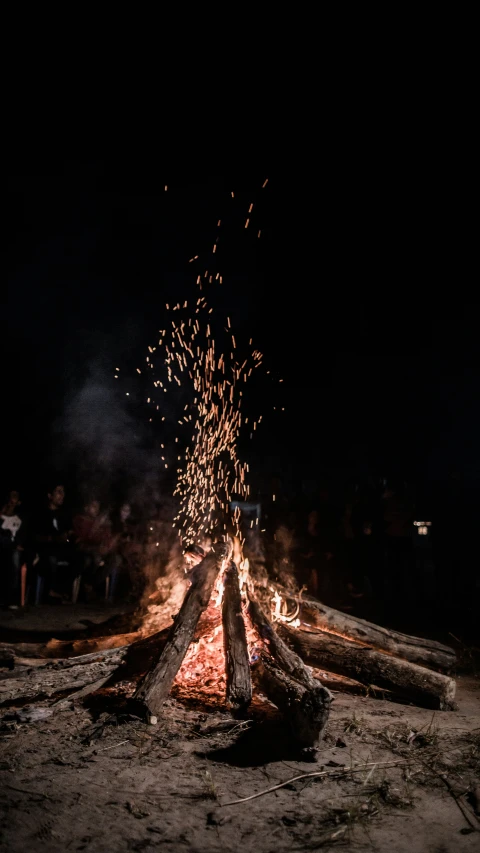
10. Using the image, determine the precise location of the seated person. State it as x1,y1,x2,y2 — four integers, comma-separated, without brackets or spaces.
73,499,118,600
296,504,339,601
108,502,143,601
0,489,25,608
33,483,78,602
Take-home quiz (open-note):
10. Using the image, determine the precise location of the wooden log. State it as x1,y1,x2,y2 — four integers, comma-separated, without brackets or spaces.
222,561,252,711
0,631,174,709
133,542,230,719
310,668,377,697
247,595,332,699
0,655,124,705
0,647,128,689
252,651,331,753
296,594,456,672
248,595,332,749
0,632,143,661
278,624,456,711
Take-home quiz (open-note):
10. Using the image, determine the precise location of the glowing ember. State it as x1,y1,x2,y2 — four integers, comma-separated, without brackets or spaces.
137,178,275,554
173,627,227,704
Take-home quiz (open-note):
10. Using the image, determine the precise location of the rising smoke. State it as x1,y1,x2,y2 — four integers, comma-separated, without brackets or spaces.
53,357,172,513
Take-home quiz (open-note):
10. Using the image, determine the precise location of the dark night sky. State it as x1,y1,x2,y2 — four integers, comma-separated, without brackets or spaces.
4,158,479,508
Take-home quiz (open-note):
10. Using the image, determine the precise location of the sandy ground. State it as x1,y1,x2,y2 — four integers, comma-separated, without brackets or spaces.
0,604,479,853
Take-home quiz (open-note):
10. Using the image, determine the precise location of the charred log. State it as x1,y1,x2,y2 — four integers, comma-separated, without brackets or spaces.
252,651,331,753
133,542,229,720
0,631,174,709
247,595,331,698
279,624,456,710
310,668,378,697
0,652,125,706
0,632,143,662
222,562,252,711
296,595,456,672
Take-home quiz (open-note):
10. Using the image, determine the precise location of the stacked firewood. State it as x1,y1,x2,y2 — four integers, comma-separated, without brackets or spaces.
0,542,456,758
130,543,456,754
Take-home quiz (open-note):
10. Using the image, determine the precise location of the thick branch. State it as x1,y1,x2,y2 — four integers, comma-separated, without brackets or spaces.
222,562,252,711
247,595,330,697
0,654,124,705
296,595,455,672
252,651,331,751
279,624,456,710
133,543,229,718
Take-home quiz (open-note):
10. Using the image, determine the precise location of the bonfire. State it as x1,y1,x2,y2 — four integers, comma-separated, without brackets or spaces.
123,526,455,757
0,524,457,764
0,179,457,759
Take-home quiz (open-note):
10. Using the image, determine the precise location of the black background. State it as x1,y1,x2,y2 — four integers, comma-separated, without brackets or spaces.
4,156,478,510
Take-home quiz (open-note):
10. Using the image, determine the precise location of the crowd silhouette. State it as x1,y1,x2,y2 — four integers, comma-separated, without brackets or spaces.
265,473,479,641
1,473,478,643
0,481,174,610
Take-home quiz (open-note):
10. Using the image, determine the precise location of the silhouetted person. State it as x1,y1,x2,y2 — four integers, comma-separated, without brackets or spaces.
0,489,26,608
108,502,144,601
33,483,78,602
297,487,341,602
73,498,117,601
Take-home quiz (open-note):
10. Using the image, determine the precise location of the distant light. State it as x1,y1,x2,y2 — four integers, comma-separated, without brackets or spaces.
414,521,432,535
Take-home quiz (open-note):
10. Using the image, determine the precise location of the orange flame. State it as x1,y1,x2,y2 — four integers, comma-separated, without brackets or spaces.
270,588,300,626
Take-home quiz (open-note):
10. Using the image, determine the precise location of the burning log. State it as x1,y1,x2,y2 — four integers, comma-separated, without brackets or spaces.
133,542,230,720
222,561,252,711
297,595,455,672
248,594,332,752
252,651,331,755
278,624,456,710
247,596,331,697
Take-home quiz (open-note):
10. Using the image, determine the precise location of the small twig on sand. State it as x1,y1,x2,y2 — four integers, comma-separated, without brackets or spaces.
220,760,409,806
418,758,479,831
101,740,130,751
438,775,479,832
5,785,52,801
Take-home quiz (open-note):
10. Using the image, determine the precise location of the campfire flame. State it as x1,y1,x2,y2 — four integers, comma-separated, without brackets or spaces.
238,557,250,592
213,574,225,607
270,589,301,627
